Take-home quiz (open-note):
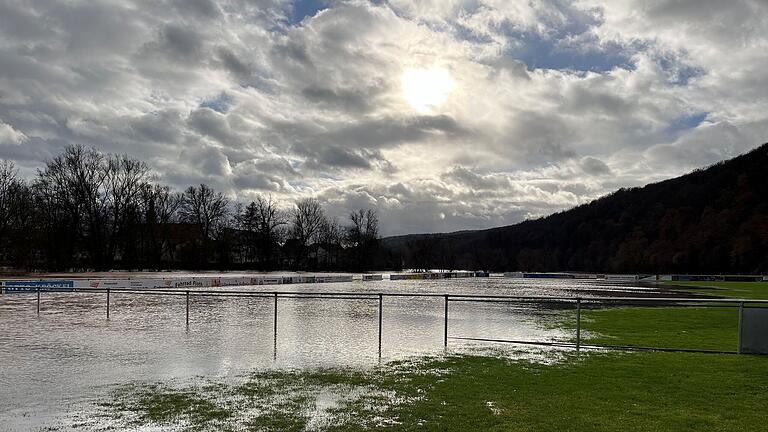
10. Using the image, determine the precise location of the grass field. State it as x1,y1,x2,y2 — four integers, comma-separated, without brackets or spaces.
564,281,768,352
573,305,740,351
663,281,768,300
91,280,768,431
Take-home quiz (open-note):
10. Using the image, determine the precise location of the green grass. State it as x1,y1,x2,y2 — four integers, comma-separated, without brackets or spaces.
98,352,768,431
573,306,739,351
662,281,768,300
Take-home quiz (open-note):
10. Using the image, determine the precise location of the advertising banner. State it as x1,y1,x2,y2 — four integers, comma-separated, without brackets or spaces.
2,280,75,293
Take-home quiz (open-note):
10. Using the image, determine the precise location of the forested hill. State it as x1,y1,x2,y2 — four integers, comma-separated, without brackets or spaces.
380,143,768,274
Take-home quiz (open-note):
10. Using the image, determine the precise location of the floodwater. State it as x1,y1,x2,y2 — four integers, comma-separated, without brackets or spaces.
0,275,676,430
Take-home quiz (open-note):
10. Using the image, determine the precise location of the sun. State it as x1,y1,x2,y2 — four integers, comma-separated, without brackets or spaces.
401,66,454,112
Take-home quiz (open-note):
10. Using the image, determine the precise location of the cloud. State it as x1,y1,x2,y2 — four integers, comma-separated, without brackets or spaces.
188,108,236,144
580,157,612,176
0,0,766,235
0,122,27,145
232,155,299,192
146,24,206,63
176,0,222,19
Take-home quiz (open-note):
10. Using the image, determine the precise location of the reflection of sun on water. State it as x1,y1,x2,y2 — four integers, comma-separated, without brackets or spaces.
401,67,453,112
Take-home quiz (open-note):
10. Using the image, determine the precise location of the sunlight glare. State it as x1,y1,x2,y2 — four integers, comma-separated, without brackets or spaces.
401,67,454,112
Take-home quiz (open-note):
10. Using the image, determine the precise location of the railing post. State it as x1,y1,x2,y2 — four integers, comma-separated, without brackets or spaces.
37,287,40,315
378,294,383,359
273,292,278,360
576,298,581,351
738,301,744,354
273,292,278,340
106,288,110,319
444,294,449,349
185,290,190,327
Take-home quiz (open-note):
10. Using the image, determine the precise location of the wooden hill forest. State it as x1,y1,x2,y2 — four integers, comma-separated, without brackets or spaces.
380,143,768,274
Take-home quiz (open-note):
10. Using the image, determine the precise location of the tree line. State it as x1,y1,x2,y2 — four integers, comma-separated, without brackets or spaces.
0,146,380,272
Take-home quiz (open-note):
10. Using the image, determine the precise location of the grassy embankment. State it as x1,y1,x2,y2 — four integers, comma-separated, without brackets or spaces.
93,282,768,431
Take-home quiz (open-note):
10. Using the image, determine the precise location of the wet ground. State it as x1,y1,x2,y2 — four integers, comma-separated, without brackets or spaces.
0,275,681,430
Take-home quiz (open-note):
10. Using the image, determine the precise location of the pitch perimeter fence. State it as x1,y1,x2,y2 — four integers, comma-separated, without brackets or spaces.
9,287,768,356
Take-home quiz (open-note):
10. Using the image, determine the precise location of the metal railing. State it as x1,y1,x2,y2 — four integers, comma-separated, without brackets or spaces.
17,286,768,357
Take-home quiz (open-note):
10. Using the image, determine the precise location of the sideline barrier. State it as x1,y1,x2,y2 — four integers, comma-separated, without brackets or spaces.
1,280,75,293
0,274,357,293
389,271,476,280
11,287,768,357
661,274,765,282
502,272,670,281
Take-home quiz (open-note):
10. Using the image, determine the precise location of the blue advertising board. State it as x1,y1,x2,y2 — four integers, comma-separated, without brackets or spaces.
1,280,75,293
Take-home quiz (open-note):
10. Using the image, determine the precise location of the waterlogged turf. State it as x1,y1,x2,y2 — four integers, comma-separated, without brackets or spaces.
24,280,768,430
83,351,768,431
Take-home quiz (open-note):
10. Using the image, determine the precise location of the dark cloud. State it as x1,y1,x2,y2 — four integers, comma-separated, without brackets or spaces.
317,146,371,169
216,47,253,79
299,146,395,171
176,0,222,19
271,40,314,69
145,24,205,63
315,115,468,150
580,156,611,176
301,85,372,112
443,166,510,190
129,110,185,144
232,156,299,191
187,108,234,144
502,111,577,165
0,1,51,41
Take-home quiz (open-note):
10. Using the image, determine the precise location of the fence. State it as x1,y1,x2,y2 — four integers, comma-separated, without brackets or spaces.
16,287,768,356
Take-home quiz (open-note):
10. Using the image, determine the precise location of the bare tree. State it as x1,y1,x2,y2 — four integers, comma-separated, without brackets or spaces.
236,196,287,268
179,184,229,265
0,161,33,266
34,145,110,269
346,209,379,270
292,198,325,247
141,183,182,267
291,198,325,267
142,184,182,226
254,195,287,268
0,160,18,241
104,154,152,263
318,216,343,269
179,184,229,240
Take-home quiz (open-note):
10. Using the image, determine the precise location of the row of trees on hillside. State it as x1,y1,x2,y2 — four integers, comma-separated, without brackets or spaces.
0,146,380,272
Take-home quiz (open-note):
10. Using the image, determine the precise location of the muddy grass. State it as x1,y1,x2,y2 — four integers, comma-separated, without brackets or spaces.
51,348,765,432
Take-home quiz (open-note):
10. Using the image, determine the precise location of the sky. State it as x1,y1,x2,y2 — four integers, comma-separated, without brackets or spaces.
1,0,767,236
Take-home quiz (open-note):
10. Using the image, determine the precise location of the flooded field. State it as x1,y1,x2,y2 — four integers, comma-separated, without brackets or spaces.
0,275,677,430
